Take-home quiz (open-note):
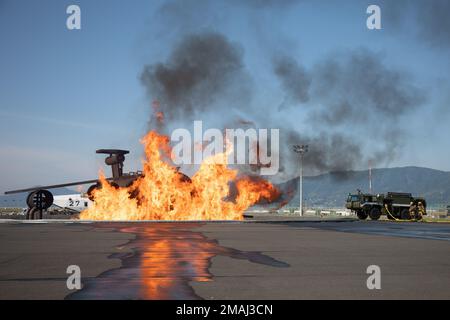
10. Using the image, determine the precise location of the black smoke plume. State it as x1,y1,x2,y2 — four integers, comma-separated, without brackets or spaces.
141,32,249,123
273,49,426,177
273,56,311,109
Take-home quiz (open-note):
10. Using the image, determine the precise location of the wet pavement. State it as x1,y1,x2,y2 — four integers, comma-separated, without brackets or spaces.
288,220,450,242
68,223,289,300
0,220,449,299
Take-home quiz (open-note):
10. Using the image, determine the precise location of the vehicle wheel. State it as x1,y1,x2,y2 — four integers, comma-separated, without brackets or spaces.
369,207,381,220
356,211,368,220
400,209,411,220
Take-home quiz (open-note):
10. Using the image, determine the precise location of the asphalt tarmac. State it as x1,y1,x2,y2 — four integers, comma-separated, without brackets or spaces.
0,220,449,299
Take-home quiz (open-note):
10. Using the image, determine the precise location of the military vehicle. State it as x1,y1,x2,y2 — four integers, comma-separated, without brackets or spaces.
346,190,427,220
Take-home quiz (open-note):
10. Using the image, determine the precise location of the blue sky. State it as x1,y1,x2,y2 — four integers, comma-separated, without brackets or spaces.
0,0,449,192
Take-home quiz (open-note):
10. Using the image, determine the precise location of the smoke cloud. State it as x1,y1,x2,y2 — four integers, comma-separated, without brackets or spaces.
273,56,311,108
383,0,450,48
139,1,429,180
141,31,427,178
272,49,426,177
141,32,249,122
311,50,426,123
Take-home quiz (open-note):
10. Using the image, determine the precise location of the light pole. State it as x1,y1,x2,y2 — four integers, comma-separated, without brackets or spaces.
293,144,308,216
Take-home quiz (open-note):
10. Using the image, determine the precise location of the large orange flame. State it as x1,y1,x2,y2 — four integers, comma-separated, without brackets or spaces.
79,131,279,220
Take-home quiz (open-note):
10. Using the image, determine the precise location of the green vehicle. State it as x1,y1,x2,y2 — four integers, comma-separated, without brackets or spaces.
346,190,427,220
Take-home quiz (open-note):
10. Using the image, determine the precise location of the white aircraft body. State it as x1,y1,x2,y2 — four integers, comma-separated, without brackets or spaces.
52,194,92,212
